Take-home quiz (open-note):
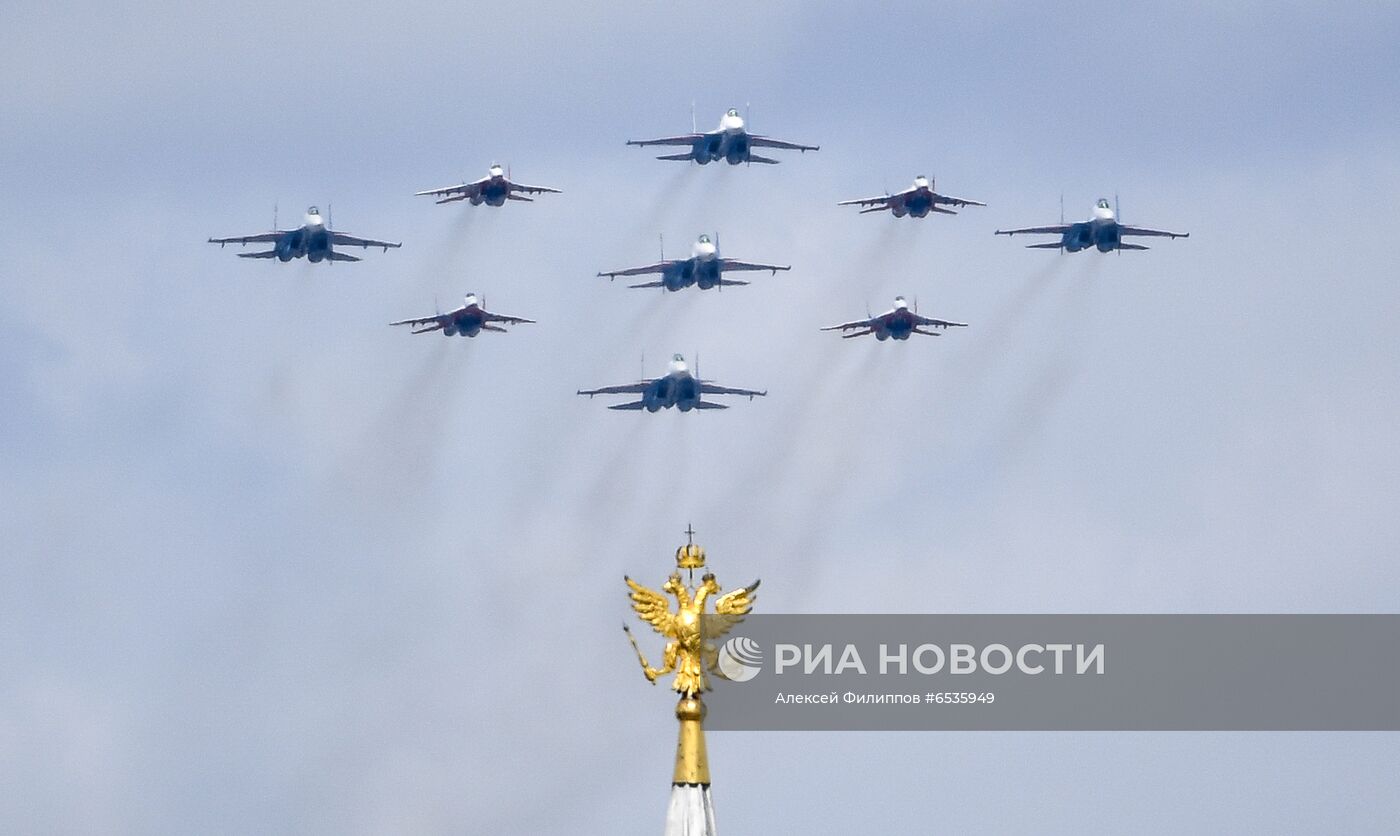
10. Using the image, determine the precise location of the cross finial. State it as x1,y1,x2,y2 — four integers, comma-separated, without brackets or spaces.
684,523,697,545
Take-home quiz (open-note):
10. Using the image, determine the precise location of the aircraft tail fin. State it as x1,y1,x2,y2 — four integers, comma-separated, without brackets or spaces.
1117,243,1149,251
930,206,957,215
327,251,362,262
717,278,750,287
655,153,695,162
693,401,729,410
747,154,780,165
1024,242,1065,250
628,280,667,289
608,400,648,411
506,193,534,202
481,324,509,332
237,250,279,259
859,205,888,214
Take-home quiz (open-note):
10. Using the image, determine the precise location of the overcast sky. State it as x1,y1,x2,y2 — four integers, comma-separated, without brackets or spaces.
3,2,1400,833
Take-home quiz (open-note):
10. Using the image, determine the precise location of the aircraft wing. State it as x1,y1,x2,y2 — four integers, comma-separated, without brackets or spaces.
598,260,676,279
415,177,488,199
578,381,651,396
913,314,968,329
821,317,876,331
749,135,819,152
700,381,766,398
932,192,986,207
482,310,536,325
719,259,790,274
837,190,905,208
330,232,401,250
507,180,562,195
994,224,1070,236
208,231,287,245
1119,225,1189,239
626,133,704,147
388,313,449,334
389,313,445,326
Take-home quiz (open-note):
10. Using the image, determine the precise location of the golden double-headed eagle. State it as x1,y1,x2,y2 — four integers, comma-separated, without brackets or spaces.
625,569,760,698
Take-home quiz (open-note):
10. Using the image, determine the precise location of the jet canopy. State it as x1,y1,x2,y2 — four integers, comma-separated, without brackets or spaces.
1096,198,1112,209
697,234,711,244
726,109,740,117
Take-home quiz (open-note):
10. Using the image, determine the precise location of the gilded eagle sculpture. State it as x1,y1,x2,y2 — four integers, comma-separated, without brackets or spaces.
623,540,759,698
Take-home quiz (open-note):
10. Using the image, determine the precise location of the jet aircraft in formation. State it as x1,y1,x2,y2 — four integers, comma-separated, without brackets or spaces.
822,296,967,340
995,198,1188,252
205,112,1189,415
577,354,765,411
838,176,986,218
414,164,562,206
208,206,400,262
627,108,818,165
389,294,534,337
598,234,789,291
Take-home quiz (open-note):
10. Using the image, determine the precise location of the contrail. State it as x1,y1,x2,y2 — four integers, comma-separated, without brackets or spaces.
636,166,697,235
338,342,457,512
972,256,1102,473
406,210,476,294
943,255,1068,394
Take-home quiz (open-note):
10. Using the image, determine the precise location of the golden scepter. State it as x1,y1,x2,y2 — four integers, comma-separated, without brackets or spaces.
622,623,657,684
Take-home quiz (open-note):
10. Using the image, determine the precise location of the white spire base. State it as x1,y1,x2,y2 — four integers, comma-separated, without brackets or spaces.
664,783,716,836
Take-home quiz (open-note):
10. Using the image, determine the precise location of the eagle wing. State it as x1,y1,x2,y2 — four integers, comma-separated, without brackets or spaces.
706,579,760,640
626,576,675,637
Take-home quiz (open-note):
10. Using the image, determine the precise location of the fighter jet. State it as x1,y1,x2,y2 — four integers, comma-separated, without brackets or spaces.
389,294,535,337
578,354,765,411
838,175,985,218
627,108,818,165
821,296,967,340
995,198,1188,252
208,206,400,262
598,234,789,291
414,164,561,206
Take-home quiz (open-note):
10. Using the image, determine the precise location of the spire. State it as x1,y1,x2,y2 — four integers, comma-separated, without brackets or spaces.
673,696,710,785
624,528,759,836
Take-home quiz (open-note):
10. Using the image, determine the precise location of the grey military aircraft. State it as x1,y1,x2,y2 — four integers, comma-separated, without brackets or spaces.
208,206,400,262
995,198,1188,252
822,296,967,340
838,175,985,218
598,234,788,291
414,164,561,206
389,294,535,337
627,108,818,165
578,354,765,411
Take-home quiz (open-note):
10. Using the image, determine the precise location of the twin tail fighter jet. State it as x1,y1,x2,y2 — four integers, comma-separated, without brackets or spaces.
208,206,400,262
415,164,561,206
578,354,765,411
996,198,1188,252
598,234,789,291
389,294,535,337
838,176,985,218
627,108,818,165
822,296,967,340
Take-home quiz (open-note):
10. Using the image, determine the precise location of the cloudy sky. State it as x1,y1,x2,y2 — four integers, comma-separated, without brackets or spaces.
3,2,1399,833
